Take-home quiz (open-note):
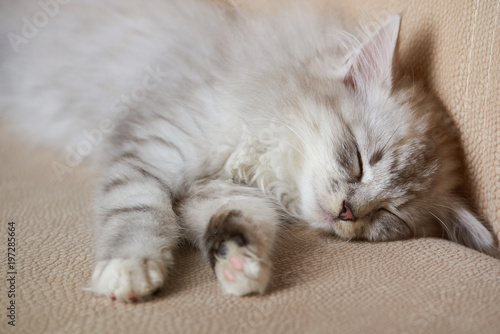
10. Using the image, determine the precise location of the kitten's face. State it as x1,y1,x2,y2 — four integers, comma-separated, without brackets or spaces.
291,15,496,257
299,87,440,242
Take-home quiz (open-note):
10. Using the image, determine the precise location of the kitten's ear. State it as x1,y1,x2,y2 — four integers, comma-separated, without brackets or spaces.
344,15,400,91
444,206,498,258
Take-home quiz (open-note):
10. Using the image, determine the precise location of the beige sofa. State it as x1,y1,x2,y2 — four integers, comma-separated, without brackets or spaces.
1,0,499,333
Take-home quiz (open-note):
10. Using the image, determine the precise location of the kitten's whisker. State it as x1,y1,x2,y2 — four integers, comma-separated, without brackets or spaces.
337,237,352,245
257,118,308,147
279,226,308,243
282,141,307,159
427,203,456,212
429,211,452,238
251,118,317,161
382,124,402,152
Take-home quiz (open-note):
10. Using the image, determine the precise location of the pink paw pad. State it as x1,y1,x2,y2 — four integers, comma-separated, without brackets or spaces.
223,269,235,282
229,255,244,271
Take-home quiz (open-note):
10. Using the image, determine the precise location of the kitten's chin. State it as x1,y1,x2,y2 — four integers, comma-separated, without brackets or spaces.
309,205,390,241
313,218,382,241
311,218,359,240
304,200,375,240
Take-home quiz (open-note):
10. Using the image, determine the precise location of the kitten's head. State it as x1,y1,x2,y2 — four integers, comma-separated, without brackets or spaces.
296,16,497,256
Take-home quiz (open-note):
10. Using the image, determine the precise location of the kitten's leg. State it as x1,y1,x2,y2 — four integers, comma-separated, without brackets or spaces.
89,155,179,302
177,179,280,296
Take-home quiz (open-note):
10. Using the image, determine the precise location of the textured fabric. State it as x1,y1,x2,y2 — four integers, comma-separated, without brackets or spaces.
1,0,500,333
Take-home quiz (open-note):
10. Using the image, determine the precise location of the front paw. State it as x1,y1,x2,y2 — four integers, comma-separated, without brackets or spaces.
214,237,271,296
89,258,165,302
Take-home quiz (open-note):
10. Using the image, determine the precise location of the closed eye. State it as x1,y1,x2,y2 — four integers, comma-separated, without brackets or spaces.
355,145,363,182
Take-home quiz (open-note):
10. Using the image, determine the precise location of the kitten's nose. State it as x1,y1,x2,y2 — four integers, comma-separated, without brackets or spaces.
338,201,356,221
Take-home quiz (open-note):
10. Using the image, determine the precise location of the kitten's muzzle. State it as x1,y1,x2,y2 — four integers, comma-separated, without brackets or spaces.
338,201,356,221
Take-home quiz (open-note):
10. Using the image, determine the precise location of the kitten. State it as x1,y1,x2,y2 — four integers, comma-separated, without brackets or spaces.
0,0,497,302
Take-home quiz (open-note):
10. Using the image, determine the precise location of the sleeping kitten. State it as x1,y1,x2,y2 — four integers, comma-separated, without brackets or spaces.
0,0,497,302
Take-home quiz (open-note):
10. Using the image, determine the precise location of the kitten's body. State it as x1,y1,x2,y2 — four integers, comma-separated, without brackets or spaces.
1,0,496,301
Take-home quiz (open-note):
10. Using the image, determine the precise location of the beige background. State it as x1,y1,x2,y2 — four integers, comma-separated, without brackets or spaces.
1,0,499,333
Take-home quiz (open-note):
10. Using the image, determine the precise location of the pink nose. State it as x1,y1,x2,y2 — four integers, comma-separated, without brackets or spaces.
339,201,356,221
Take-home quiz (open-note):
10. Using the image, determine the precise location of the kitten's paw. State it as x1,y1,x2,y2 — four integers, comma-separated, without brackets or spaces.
90,258,165,302
214,237,271,296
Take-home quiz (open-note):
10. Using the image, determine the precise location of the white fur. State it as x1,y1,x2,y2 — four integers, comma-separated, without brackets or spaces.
90,258,165,302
